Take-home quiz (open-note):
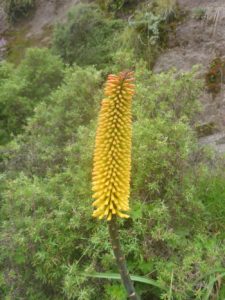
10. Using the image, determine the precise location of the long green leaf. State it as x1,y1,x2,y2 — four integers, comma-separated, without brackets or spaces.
168,270,174,300
203,272,225,300
81,272,167,290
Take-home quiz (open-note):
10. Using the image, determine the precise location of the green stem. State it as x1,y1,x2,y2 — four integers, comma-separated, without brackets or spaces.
108,216,140,300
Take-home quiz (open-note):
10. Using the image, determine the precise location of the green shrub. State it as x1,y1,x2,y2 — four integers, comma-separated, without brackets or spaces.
2,63,224,300
0,124,97,299
134,65,202,121
0,48,64,144
154,0,177,21
115,0,179,68
97,0,137,12
4,65,101,176
194,164,225,232
193,7,206,20
4,0,35,22
52,3,124,68
0,0,224,298
0,61,14,83
117,12,167,68
16,48,65,100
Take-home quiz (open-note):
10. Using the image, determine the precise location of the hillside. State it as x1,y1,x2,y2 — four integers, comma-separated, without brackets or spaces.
0,0,82,61
0,1,225,299
1,0,225,152
154,0,225,153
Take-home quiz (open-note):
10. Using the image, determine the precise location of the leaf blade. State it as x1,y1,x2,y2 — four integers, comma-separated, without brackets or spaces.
81,272,167,290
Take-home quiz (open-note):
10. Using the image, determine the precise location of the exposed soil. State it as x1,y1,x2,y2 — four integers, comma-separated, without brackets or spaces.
0,0,225,152
0,0,83,37
154,0,225,153
0,1,8,59
0,1,8,34
25,0,83,38
0,0,83,61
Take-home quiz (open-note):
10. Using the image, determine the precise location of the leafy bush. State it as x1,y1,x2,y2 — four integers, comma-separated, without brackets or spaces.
205,57,225,94
192,7,206,21
2,62,224,300
52,3,124,68
3,65,101,176
0,61,14,83
194,164,225,232
97,0,137,12
115,0,179,68
154,0,177,21
118,12,167,68
131,67,200,205
4,0,35,22
0,48,64,144
0,0,224,298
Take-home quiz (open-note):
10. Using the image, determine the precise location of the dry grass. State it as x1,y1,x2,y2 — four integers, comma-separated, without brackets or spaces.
154,0,177,19
203,6,225,36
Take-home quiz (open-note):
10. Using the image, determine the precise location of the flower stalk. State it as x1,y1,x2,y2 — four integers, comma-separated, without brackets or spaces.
108,216,140,299
92,71,139,299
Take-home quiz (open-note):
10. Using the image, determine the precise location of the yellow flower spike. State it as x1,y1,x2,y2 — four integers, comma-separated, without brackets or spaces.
92,71,135,220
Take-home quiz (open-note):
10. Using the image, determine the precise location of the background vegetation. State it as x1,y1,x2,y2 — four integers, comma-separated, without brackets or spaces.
4,0,35,22
0,1,225,299
52,4,124,68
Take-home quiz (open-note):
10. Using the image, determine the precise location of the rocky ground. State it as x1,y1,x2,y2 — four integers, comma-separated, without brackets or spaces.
0,1,8,59
0,1,8,34
0,0,82,60
0,0,225,152
154,0,225,153
25,0,81,38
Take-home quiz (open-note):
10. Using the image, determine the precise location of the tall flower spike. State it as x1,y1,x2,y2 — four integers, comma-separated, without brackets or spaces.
92,71,135,221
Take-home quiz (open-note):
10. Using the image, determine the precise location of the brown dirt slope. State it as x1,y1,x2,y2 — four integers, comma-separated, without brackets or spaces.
0,0,84,61
154,0,225,153
26,0,82,38
0,0,82,36
0,0,224,151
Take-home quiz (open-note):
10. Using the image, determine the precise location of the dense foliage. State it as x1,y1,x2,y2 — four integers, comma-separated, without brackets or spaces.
0,1,225,299
52,1,175,70
0,48,64,144
53,4,123,68
97,0,137,12
4,0,35,22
